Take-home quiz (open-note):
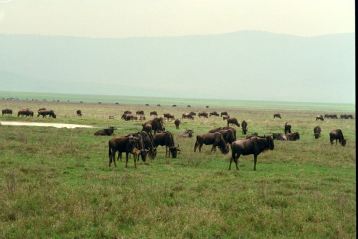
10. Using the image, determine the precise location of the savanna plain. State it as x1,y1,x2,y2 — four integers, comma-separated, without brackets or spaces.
0,98,355,239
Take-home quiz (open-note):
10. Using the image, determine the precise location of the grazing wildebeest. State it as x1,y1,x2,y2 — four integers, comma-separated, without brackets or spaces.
206,105,209,108
174,119,181,129
284,122,291,134
126,131,157,161
187,105,191,108
194,132,229,154
157,104,161,107
182,113,194,120
189,112,196,116
209,111,219,117
313,126,321,139
150,111,158,117
329,129,346,146
94,127,116,136
108,136,141,168
229,136,274,171
220,112,228,117
163,113,175,121
136,110,144,115
227,118,240,127
198,112,208,118
145,104,149,106
325,114,338,119
144,118,165,133
180,129,194,138
340,114,354,119
37,110,56,118
241,120,248,135
76,110,82,116
223,115,230,120
2,108,12,116
18,109,34,117
272,133,287,140
273,113,281,119
209,126,237,139
316,115,324,121
216,129,236,145
153,131,180,158
286,132,300,141
121,113,137,121
172,104,177,107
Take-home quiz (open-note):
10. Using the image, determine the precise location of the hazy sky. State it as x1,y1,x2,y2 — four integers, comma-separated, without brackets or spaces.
0,0,355,38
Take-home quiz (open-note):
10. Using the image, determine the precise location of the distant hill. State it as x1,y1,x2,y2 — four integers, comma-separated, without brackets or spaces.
0,31,354,103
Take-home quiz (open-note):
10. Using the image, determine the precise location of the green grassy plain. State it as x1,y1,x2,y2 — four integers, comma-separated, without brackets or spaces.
0,98,356,238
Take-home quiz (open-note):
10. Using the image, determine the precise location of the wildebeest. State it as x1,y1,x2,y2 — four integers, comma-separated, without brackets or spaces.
124,110,132,115
198,112,208,118
241,120,248,135
316,115,324,121
76,110,82,116
172,104,177,107
145,104,149,106
206,105,210,108
194,132,229,154
142,123,153,134
223,115,230,120
150,111,158,117
136,110,144,115
127,131,157,161
209,111,219,116
2,108,12,116
94,126,116,136
325,114,338,119
108,136,141,168
220,112,228,117
153,131,180,158
18,109,34,117
174,119,181,129
209,126,237,139
273,113,281,119
37,110,56,118
329,129,346,146
340,114,354,119
179,129,194,138
189,112,196,116
227,118,240,127
121,113,137,121
286,132,300,141
187,105,191,108
157,104,161,107
182,113,194,120
144,117,165,133
229,136,274,171
163,113,175,121
284,122,291,134
313,126,321,139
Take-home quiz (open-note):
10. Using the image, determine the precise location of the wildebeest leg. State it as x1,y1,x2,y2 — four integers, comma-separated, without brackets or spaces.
253,154,258,171
134,154,137,168
229,152,235,170
234,155,240,170
211,144,216,152
125,152,129,168
194,141,198,152
198,143,203,152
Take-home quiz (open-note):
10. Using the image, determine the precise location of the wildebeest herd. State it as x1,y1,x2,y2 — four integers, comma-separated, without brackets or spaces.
2,107,352,170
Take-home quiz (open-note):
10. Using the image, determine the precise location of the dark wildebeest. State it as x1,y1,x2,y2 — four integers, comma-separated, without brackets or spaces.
329,129,346,146
121,113,137,121
325,114,338,119
94,127,116,136
18,109,34,117
286,132,300,141
144,117,165,134
127,131,157,161
157,104,161,107
153,131,180,158
272,133,287,140
108,136,141,168
340,114,354,119
206,105,210,108
227,118,240,127
194,132,229,154
313,126,321,139
241,120,248,135
124,110,132,115
198,112,208,118
174,119,181,129
220,112,228,117
182,113,194,120
229,136,274,171
189,112,196,116
209,127,237,139
187,105,191,108
284,122,292,134
172,104,177,107
136,110,144,115
163,113,175,121
76,110,82,116
2,109,12,116
150,111,158,117
316,115,324,121
210,111,219,117
38,109,56,118
145,104,149,106
180,129,194,138
223,115,230,120
273,113,281,119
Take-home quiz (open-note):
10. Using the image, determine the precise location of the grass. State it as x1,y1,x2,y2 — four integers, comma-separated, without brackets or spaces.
0,99,356,238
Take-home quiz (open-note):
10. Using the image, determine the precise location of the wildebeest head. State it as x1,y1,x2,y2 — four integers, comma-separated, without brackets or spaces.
266,136,275,150
169,145,181,158
341,138,347,146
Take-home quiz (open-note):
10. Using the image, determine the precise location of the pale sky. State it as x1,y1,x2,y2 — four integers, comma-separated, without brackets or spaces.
0,0,355,38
